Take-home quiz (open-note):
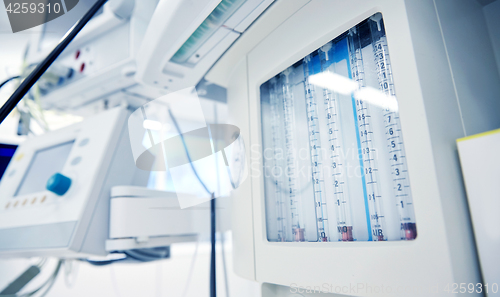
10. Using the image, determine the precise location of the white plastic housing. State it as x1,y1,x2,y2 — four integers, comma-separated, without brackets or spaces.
26,0,160,113
0,107,145,258
206,0,500,295
135,0,274,92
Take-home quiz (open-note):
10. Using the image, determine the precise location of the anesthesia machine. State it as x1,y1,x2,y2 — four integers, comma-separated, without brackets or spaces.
0,0,499,296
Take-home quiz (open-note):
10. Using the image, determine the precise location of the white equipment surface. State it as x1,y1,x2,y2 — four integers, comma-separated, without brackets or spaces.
204,0,500,296
106,186,232,252
29,0,275,114
106,186,207,251
0,107,146,258
458,129,500,297
27,0,163,113
135,0,274,92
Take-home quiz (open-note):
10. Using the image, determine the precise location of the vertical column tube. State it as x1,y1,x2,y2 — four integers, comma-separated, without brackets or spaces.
319,43,354,241
303,56,330,242
348,29,387,241
270,78,288,241
370,15,416,240
281,68,305,241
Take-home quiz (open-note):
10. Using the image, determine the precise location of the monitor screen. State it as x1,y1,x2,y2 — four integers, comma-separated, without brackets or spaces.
15,141,74,197
0,144,18,180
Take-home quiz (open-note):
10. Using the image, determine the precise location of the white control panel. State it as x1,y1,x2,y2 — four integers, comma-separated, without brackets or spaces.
0,107,145,258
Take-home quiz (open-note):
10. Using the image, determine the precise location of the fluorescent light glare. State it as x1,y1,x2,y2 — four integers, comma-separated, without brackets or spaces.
308,72,399,111
143,119,163,131
308,72,357,95
354,87,399,112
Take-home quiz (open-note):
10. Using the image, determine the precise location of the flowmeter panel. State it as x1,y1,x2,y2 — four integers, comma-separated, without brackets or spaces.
260,13,416,242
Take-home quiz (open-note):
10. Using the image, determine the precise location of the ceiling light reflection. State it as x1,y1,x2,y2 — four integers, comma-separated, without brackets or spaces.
308,72,399,112
354,87,398,112
308,72,357,95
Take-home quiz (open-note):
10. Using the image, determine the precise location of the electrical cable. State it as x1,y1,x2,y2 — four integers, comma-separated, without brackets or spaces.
124,247,170,262
218,215,230,297
214,104,230,297
30,84,49,131
0,266,40,296
35,259,47,268
167,108,216,297
63,260,79,288
167,108,212,195
0,258,54,297
0,0,109,124
210,195,216,297
0,76,20,90
109,266,122,297
85,247,170,266
27,260,62,297
85,258,129,266
155,260,163,297
181,239,200,297
0,259,63,297
36,260,63,297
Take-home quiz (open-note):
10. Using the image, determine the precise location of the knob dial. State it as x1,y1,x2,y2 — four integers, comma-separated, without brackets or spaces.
46,173,72,196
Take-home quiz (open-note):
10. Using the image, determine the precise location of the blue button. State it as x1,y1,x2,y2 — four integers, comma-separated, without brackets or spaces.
46,173,72,196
